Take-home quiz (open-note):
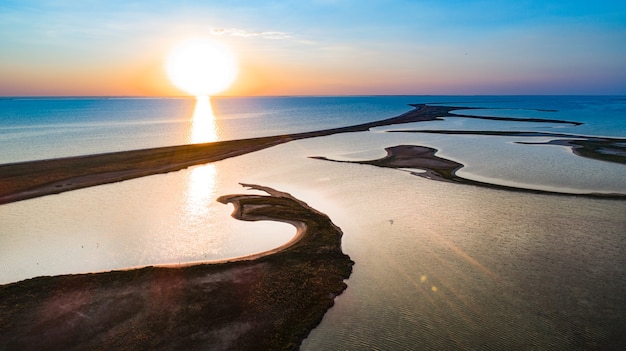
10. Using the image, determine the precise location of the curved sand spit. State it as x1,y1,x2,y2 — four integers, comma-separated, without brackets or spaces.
0,184,353,351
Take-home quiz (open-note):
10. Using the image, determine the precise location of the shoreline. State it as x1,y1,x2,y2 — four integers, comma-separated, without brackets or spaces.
2,102,624,348
1,103,599,205
389,130,626,166
0,184,354,350
0,104,462,205
313,144,626,200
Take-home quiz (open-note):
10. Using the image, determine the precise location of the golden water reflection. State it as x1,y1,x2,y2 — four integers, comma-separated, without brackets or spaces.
186,96,219,231
184,163,218,253
189,95,218,144
187,163,217,210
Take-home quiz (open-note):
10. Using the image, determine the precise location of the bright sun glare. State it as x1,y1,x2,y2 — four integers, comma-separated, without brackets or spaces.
165,38,238,96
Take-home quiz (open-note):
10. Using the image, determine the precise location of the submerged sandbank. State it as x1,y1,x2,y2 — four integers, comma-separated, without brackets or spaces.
389,130,626,166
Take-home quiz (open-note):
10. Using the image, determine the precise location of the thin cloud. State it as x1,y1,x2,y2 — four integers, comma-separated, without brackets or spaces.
209,28,292,40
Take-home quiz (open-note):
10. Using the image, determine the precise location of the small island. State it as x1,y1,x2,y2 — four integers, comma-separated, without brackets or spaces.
312,144,626,199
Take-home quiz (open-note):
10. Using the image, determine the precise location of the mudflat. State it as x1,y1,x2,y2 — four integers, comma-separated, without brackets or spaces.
0,184,354,351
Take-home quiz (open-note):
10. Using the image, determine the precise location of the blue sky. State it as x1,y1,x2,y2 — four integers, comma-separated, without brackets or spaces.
1,0,625,95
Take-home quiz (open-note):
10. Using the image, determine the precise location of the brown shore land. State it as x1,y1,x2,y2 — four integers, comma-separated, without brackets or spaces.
0,104,452,205
312,144,626,200
1,103,624,350
0,103,600,205
0,184,354,351
0,103,458,350
389,130,626,166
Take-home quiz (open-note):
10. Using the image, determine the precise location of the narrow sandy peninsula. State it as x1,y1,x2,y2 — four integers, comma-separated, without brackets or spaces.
0,184,353,350
0,104,456,205
0,103,607,205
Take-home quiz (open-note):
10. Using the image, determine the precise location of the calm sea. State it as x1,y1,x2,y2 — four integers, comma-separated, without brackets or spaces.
1,96,626,349
0,96,418,163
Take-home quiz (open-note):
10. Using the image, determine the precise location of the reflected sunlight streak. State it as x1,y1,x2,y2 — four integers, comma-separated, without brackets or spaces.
185,97,219,250
186,163,217,215
190,96,219,144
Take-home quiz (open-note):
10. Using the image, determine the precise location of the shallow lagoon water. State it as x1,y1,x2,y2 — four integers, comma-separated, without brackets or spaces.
1,96,625,349
300,172,626,350
0,161,296,284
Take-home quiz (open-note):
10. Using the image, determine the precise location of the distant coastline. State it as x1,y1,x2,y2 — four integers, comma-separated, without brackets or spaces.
1,103,624,205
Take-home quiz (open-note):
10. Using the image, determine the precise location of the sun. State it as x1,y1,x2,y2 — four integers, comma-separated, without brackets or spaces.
165,38,238,96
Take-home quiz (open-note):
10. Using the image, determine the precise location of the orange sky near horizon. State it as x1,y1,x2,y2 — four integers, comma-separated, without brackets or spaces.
0,41,384,97
0,42,273,97
1,1,625,97
0,46,438,97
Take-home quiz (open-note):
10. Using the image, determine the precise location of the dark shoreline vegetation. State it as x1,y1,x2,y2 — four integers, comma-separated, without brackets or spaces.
1,103,625,350
0,184,354,350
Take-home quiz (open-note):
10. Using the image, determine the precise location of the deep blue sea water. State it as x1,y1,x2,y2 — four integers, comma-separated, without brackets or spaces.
2,95,625,163
0,96,418,163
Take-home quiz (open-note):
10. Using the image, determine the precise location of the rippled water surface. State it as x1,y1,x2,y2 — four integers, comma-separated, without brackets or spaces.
1,96,625,349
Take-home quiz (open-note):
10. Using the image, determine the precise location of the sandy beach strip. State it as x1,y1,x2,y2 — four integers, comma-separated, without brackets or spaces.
0,104,449,205
0,136,293,204
2,103,588,205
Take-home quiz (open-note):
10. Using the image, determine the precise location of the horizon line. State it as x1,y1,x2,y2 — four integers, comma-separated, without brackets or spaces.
2,93,625,99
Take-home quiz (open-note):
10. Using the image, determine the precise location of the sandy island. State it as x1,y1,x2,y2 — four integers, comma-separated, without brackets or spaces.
313,144,626,199
389,130,626,166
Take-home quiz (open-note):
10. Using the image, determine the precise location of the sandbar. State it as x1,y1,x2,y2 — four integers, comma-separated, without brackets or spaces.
390,130,626,166
313,144,626,199
0,104,466,205
0,184,353,350
0,103,592,205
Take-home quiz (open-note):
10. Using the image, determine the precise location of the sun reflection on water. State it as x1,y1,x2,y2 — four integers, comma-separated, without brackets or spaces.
185,97,219,245
187,95,219,210
189,95,218,144
185,163,217,219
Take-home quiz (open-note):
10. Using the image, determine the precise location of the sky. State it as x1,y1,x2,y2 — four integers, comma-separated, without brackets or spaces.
1,0,625,96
